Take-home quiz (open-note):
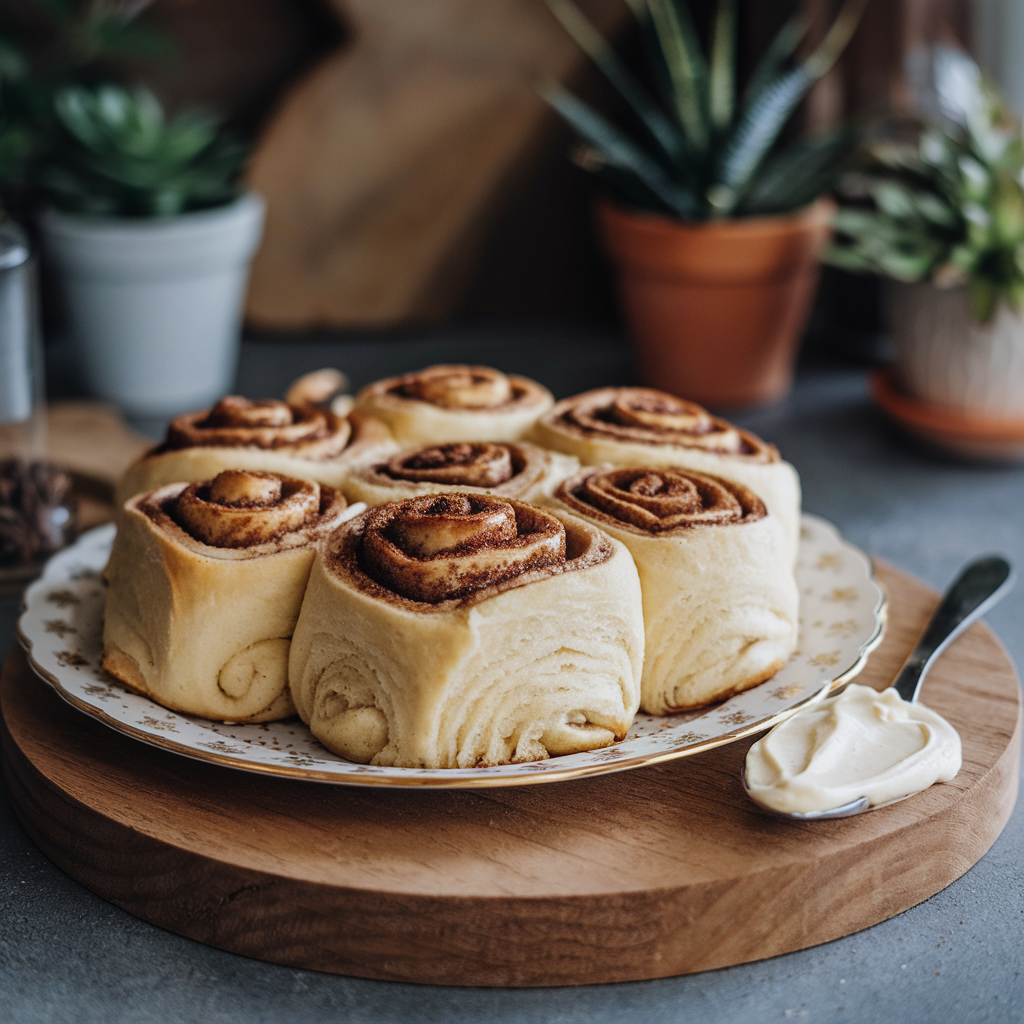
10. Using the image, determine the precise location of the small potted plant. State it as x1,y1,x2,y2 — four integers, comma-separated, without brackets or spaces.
37,84,261,421
543,0,866,407
828,46,1024,451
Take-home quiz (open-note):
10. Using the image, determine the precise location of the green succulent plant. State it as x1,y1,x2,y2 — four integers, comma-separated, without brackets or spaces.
827,48,1024,324
0,1,173,206
42,84,246,216
542,0,866,221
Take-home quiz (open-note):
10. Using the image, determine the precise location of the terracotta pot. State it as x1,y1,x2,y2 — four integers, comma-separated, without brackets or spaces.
596,199,834,407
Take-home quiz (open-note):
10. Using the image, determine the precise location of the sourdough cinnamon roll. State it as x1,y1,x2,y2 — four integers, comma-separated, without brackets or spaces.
533,387,801,563
353,365,554,444
102,470,359,722
551,466,798,714
116,395,395,505
342,440,578,507
289,493,644,767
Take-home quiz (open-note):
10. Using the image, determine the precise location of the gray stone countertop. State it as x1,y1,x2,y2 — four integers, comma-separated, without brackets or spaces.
1,331,1021,1023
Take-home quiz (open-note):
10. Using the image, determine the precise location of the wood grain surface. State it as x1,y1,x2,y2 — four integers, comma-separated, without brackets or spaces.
46,401,149,490
1,562,1020,987
244,0,626,329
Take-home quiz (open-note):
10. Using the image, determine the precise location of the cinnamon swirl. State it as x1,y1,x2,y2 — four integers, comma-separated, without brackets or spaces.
342,440,578,507
533,387,801,563
288,493,644,767
551,466,798,714
116,395,396,505
102,470,360,722
353,365,554,444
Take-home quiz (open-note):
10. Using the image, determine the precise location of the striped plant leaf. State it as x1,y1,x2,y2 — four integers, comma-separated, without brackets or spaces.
545,0,683,161
709,0,736,133
646,0,709,155
541,82,700,217
716,0,867,194
738,128,856,214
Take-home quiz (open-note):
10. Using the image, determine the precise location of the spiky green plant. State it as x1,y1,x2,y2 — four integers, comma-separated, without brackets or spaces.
542,0,866,220
827,48,1024,324
42,84,246,216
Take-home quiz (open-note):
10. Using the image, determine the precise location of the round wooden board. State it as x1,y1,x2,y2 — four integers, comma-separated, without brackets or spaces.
1,562,1020,987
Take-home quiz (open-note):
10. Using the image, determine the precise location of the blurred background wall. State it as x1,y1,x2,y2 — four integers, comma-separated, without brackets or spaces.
3,0,1001,339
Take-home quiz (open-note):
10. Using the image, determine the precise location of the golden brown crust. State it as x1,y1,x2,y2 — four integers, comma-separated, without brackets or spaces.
138,473,347,557
170,471,327,549
162,396,353,460
365,365,547,412
326,495,612,611
544,387,778,461
556,466,766,537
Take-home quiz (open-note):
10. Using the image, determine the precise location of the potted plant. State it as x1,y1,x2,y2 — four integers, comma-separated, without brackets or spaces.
543,0,866,407
37,84,261,421
828,47,1024,445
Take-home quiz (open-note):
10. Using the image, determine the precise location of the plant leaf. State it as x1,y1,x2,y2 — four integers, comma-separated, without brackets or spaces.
738,128,856,214
741,12,806,110
542,81,700,217
709,0,736,132
545,0,683,161
646,0,709,154
715,0,867,197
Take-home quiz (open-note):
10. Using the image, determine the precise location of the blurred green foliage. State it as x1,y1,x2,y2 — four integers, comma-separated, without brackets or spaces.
828,48,1024,324
44,84,245,216
542,0,866,221
0,1,244,217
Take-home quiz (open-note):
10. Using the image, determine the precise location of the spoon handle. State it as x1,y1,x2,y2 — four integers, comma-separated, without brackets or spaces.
893,556,1014,703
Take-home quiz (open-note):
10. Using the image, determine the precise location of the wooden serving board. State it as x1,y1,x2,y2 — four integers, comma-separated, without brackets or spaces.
1,563,1020,987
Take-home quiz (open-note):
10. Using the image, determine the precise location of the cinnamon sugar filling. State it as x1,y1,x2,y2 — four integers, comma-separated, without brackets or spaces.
164,396,352,459
559,467,766,534
352,493,593,602
172,471,323,548
396,365,515,409
553,388,776,459
360,494,566,603
382,442,518,487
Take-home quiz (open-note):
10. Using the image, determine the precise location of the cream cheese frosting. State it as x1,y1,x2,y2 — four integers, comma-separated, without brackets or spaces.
744,683,962,814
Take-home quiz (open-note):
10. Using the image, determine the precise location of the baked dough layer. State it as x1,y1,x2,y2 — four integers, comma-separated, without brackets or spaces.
354,365,554,444
550,466,798,714
533,387,801,563
289,498,644,767
116,398,395,505
103,473,359,722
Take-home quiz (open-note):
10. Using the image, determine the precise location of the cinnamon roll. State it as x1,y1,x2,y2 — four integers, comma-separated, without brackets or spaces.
353,365,554,444
102,470,360,722
288,493,644,767
342,440,578,507
550,466,798,714
116,395,396,505
533,387,801,563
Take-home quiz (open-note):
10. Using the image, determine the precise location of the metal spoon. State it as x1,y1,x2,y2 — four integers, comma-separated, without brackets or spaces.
743,555,1015,821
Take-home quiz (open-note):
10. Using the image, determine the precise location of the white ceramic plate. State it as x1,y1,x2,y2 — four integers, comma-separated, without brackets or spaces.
17,515,885,788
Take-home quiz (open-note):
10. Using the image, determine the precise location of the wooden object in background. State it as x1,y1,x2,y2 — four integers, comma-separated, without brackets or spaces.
244,0,626,329
45,402,150,491
45,401,150,533
1,563,1019,986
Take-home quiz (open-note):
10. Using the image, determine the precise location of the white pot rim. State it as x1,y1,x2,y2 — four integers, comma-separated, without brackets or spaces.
41,191,265,282
40,191,264,240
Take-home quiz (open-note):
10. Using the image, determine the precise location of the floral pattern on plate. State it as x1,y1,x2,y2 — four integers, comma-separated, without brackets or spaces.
17,515,886,788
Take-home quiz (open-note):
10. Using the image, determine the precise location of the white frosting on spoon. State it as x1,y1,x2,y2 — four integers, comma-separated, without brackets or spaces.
745,683,962,814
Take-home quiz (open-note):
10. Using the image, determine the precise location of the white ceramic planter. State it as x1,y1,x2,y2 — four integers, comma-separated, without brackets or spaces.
41,194,265,418
887,281,1024,419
